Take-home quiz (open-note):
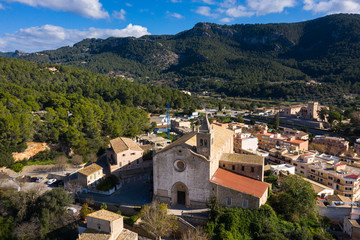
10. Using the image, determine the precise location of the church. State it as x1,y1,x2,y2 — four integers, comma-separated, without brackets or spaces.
153,116,269,209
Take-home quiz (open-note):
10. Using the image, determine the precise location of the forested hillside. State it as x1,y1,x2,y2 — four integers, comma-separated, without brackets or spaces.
14,14,360,105
0,57,197,160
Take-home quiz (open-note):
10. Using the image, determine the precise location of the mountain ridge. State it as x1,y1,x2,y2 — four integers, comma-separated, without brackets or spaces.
7,13,360,105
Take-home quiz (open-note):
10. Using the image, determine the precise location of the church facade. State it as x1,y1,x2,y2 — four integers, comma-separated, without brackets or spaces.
153,116,269,208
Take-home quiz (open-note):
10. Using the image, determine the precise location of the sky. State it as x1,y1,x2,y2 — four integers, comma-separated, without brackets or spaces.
0,0,359,52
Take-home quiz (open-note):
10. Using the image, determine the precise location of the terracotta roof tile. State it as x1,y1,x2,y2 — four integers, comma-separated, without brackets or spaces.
78,163,103,176
110,137,143,154
220,153,264,165
211,168,269,198
87,209,122,222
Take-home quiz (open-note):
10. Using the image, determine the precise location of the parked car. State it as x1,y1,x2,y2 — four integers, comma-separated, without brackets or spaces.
46,179,57,185
35,177,43,182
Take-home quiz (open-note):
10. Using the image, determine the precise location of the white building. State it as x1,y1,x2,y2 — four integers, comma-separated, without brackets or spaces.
270,164,295,175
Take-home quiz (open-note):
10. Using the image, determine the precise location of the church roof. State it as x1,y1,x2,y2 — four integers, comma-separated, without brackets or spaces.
199,115,211,132
220,153,264,165
110,137,143,153
157,124,234,156
211,168,269,198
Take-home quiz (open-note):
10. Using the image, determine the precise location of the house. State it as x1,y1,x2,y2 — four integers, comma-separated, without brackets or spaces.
77,163,103,188
211,168,269,209
270,164,295,175
234,133,258,153
78,209,138,240
153,115,269,209
107,137,144,177
344,207,360,240
313,135,349,155
136,134,171,150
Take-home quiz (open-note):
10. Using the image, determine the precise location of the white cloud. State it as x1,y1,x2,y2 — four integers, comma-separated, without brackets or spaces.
113,9,126,20
202,0,216,4
247,0,297,15
0,3,5,9
166,11,184,19
219,17,234,22
2,0,109,19
303,0,360,14
225,5,254,17
171,0,182,2
195,6,219,17
220,0,236,8
0,24,150,52
125,3,132,7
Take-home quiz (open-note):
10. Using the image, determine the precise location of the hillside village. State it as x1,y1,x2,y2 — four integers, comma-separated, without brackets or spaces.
2,10,360,240
2,100,360,239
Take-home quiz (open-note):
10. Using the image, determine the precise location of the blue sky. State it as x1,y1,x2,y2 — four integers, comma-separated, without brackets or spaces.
0,0,359,52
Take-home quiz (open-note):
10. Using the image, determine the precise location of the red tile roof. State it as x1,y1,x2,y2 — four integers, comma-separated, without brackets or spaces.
346,174,359,179
334,163,346,166
210,168,269,198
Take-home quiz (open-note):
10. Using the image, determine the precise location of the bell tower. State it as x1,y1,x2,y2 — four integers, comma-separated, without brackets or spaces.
197,114,214,160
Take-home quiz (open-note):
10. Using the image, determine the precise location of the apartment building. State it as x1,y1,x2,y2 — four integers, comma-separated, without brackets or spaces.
257,130,308,151
234,133,258,153
268,148,300,165
313,136,349,154
308,162,360,200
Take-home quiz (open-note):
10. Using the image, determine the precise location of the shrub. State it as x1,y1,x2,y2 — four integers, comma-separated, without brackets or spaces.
0,150,14,167
12,163,24,172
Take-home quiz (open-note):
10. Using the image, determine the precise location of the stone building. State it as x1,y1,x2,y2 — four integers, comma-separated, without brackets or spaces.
77,163,103,188
107,137,144,177
78,209,138,240
153,116,269,208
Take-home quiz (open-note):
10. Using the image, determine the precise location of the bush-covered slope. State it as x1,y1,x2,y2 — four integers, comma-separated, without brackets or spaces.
0,56,197,160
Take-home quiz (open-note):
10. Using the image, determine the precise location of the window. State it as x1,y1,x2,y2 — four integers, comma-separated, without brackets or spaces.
200,139,203,146
232,165,235,171
174,160,186,172
329,176,333,180
204,139,208,146
345,194,352,197
226,197,232,206
137,159,139,164
223,164,225,167
328,183,332,186
131,153,135,155
122,154,126,157
241,166,245,171
251,167,254,173
294,163,297,166
242,199,248,208
345,187,352,191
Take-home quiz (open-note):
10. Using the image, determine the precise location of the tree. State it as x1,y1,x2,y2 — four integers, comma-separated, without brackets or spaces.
54,155,68,171
236,114,244,123
80,203,94,220
182,226,209,240
71,155,83,167
273,113,279,130
100,203,107,210
139,202,178,240
0,150,14,167
269,175,317,221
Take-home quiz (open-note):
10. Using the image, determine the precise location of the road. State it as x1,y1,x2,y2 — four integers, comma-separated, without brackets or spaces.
78,172,152,206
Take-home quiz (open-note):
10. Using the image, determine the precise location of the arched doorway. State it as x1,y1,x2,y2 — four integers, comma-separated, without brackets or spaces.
171,182,190,207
